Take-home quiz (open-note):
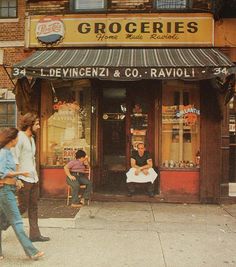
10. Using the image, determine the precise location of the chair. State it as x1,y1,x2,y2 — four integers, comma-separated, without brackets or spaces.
66,184,87,206
66,168,91,206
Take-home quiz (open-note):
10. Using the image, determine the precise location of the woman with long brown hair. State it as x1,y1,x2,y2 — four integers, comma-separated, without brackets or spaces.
0,127,44,260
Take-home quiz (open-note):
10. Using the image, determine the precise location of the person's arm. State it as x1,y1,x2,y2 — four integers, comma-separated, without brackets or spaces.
140,159,153,171
0,151,29,180
82,156,90,174
11,137,21,167
84,156,90,166
64,164,76,181
11,139,26,188
131,158,139,169
0,153,11,179
131,158,142,175
139,151,153,171
6,171,30,178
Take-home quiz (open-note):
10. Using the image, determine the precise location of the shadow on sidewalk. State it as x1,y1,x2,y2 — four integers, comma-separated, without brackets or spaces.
22,198,80,219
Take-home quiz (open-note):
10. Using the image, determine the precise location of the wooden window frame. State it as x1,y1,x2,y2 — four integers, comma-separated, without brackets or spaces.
156,0,187,10
155,0,213,10
0,100,17,129
0,0,17,19
70,0,107,12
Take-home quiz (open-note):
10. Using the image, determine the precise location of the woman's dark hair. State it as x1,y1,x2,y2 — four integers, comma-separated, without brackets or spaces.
75,149,86,159
20,112,39,131
0,127,19,149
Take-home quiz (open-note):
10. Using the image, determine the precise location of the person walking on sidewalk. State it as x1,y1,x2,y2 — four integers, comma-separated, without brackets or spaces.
0,127,44,260
64,149,92,208
12,112,50,242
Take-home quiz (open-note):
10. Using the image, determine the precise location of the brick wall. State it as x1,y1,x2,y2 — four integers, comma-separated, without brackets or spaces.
0,0,31,90
0,0,25,42
27,0,69,14
0,48,34,89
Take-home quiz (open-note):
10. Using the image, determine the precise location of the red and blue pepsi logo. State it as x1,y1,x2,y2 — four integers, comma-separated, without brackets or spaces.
36,16,65,45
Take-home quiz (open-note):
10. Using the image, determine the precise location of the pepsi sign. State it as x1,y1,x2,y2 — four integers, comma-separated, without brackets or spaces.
36,16,65,45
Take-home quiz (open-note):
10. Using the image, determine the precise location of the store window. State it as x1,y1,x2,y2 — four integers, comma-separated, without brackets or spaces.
0,100,17,129
41,80,91,167
229,96,236,182
70,0,106,11
161,80,200,169
0,0,17,18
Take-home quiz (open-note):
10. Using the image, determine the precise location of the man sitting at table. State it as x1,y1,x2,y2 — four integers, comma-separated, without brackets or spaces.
126,143,158,197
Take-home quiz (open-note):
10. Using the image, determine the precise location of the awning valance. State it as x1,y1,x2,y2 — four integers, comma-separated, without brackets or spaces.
12,48,235,81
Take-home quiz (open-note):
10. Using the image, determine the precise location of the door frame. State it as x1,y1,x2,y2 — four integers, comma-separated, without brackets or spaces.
95,80,158,191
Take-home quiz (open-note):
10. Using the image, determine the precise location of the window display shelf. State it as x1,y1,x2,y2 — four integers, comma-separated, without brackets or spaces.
159,167,200,172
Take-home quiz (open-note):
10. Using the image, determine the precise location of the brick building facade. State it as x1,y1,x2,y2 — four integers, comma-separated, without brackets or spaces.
1,0,236,203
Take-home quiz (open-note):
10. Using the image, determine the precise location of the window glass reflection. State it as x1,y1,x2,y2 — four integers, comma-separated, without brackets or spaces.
161,81,200,168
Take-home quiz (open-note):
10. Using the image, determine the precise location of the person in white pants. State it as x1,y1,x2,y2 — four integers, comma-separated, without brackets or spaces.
126,143,157,197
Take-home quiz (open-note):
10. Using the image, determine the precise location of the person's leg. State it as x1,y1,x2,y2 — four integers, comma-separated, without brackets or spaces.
17,181,30,215
66,176,80,204
78,175,92,201
28,183,41,239
0,197,4,258
127,182,135,196
0,210,10,231
147,182,155,197
0,230,2,259
1,187,38,257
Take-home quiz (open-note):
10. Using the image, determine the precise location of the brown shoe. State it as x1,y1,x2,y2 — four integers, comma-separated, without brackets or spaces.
30,235,50,242
30,251,44,260
71,203,82,208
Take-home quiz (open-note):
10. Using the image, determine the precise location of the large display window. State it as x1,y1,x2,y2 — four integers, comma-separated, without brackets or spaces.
161,80,200,169
40,80,91,167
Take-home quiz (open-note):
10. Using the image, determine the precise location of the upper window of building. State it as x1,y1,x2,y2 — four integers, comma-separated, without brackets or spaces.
0,100,17,129
155,0,212,10
70,0,213,12
0,0,17,18
71,0,106,11
156,0,187,9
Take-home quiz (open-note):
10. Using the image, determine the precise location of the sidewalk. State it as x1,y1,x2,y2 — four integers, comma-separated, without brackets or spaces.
1,202,236,267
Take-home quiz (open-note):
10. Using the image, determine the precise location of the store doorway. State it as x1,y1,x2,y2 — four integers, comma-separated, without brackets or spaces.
98,83,155,194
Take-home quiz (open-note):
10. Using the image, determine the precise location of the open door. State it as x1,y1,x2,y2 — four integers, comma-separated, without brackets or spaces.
98,83,155,194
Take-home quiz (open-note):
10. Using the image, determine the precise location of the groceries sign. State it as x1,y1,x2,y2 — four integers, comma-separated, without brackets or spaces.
27,14,214,47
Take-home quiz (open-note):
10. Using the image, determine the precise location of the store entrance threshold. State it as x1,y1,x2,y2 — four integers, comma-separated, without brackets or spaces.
94,170,160,199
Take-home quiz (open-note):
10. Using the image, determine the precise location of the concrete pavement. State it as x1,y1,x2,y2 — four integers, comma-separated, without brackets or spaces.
1,202,236,267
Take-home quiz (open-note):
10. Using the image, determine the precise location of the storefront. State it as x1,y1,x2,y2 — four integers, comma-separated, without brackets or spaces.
11,14,236,203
